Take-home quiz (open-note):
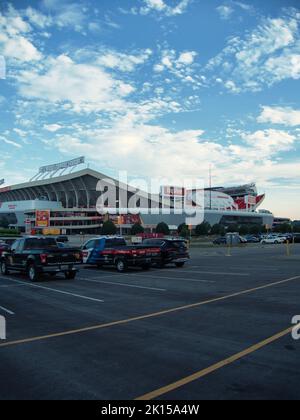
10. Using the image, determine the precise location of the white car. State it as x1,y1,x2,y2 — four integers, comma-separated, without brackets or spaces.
261,235,286,244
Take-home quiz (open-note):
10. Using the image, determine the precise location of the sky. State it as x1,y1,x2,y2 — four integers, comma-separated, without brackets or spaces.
0,0,300,218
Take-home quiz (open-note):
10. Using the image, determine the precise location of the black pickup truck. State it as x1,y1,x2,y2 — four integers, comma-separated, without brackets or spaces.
0,237,82,281
142,238,190,268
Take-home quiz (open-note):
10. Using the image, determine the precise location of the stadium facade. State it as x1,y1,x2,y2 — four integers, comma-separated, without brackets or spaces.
0,163,274,234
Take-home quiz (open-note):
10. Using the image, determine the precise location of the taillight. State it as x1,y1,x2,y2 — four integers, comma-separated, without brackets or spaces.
40,254,47,264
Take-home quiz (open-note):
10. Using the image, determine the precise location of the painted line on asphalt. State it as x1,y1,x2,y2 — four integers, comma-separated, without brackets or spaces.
0,275,299,349
0,284,27,289
136,326,293,400
0,305,15,315
0,276,104,304
78,276,166,292
170,270,250,277
123,273,216,284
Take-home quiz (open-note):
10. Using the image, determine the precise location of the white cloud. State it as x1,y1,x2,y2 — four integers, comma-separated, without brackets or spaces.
25,7,52,29
224,80,241,94
258,106,300,127
0,136,22,148
0,34,42,62
15,54,135,113
97,49,152,72
139,0,191,17
216,5,234,20
40,1,88,32
153,49,200,85
0,7,43,63
216,2,255,20
44,124,63,132
178,51,197,65
208,12,300,91
241,129,296,156
54,123,221,179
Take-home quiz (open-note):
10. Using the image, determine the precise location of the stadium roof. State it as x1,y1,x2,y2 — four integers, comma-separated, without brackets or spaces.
0,168,111,192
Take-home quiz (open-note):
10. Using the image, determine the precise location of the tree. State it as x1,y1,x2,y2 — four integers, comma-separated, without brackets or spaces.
101,220,117,235
0,216,9,229
239,225,250,235
178,223,187,234
156,222,170,235
227,224,239,233
178,224,189,238
281,223,292,234
249,224,262,235
211,224,225,236
195,222,211,236
131,223,144,235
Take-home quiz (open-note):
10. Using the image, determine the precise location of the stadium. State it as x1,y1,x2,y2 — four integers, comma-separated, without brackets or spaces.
0,157,274,234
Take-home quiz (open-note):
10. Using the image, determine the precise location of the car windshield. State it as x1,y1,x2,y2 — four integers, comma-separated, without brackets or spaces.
169,241,187,249
24,238,58,250
143,240,164,246
105,238,127,247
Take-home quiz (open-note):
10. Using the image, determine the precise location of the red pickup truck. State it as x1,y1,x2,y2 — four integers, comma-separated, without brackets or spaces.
82,236,161,272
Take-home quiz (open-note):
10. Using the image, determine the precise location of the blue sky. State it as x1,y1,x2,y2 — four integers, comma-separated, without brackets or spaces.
0,0,300,218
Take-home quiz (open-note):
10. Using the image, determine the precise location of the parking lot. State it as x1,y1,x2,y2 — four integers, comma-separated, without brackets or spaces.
0,243,300,400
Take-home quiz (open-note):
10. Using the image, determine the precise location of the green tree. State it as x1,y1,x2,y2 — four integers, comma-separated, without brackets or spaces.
177,223,187,234
131,223,144,235
178,224,189,238
0,216,9,229
280,223,292,233
249,224,262,235
239,225,250,235
227,223,239,233
195,222,211,236
101,220,117,235
156,222,170,235
211,224,225,236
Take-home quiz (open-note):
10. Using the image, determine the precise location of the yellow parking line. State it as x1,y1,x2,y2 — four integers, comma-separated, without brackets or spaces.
136,326,293,400
0,275,299,349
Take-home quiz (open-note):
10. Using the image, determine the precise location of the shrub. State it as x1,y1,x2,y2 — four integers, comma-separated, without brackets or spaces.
156,222,170,235
195,222,211,236
131,223,144,235
101,220,117,235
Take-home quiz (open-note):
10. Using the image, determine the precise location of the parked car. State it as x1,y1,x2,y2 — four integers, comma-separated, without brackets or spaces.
239,236,248,244
213,237,227,245
0,241,10,257
245,235,260,243
56,242,66,248
81,236,161,273
0,237,82,281
261,235,286,245
292,233,300,243
142,238,190,268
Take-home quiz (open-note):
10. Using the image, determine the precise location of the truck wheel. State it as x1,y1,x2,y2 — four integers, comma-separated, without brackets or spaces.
1,260,9,275
142,264,151,271
65,271,76,280
27,264,40,282
175,262,185,268
116,259,127,273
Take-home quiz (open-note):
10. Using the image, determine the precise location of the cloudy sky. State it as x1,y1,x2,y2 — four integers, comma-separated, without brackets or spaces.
0,0,300,218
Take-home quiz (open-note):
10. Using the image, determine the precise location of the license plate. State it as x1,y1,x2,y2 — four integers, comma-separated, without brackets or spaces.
61,265,69,271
